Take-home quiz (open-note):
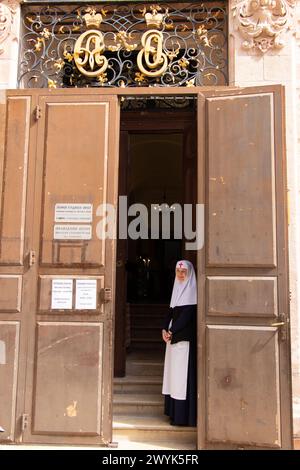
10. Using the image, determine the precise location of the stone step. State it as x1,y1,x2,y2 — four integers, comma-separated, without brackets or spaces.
131,314,165,328
126,359,164,376
131,338,165,351
114,393,164,416
114,375,162,394
131,326,162,340
127,350,164,360
129,305,169,316
113,414,197,448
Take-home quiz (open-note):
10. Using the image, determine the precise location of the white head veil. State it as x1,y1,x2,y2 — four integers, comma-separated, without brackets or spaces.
170,260,197,308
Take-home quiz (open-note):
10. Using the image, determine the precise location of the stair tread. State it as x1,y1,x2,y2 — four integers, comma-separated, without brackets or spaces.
131,338,162,342
127,362,163,368
129,304,169,309
131,312,166,317
113,414,197,432
114,375,162,384
132,325,162,330
114,393,164,404
127,350,164,359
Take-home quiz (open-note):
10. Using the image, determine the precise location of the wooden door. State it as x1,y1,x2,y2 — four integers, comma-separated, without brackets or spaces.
197,86,292,449
0,92,120,445
0,95,34,442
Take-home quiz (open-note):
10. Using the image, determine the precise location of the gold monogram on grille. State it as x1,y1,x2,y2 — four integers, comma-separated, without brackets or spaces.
137,30,168,78
74,30,108,77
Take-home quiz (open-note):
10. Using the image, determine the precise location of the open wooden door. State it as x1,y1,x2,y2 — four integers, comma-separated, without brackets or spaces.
0,91,120,445
197,86,293,449
0,94,33,443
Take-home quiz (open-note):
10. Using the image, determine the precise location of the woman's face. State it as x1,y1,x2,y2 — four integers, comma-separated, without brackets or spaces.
176,268,188,282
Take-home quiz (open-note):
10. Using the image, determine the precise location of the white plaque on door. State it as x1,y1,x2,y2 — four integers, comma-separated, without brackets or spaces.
54,224,92,240
51,279,73,309
75,279,97,310
55,203,93,222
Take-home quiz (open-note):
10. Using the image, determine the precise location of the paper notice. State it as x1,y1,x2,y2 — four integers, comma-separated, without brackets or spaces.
55,203,93,222
54,224,92,240
75,279,97,310
51,279,73,309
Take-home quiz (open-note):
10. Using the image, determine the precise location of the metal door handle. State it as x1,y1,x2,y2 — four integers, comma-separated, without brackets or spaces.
100,287,112,303
271,313,287,342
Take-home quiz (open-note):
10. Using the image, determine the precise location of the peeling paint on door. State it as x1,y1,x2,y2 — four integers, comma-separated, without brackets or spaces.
65,400,78,417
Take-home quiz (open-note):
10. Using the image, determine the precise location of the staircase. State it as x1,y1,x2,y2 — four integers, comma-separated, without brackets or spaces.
113,304,197,450
129,303,167,352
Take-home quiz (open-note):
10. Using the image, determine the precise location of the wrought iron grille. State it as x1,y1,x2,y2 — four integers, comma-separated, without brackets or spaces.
19,2,228,88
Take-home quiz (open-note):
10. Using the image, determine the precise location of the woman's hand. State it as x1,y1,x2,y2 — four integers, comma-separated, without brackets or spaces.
162,329,172,343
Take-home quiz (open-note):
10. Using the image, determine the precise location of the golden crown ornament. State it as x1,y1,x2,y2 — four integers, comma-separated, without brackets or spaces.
144,5,164,28
83,8,102,29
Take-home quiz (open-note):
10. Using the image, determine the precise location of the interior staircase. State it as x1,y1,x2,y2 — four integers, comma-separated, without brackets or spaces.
113,304,197,450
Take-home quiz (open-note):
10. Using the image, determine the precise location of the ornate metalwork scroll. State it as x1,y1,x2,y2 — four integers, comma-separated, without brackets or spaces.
19,2,228,88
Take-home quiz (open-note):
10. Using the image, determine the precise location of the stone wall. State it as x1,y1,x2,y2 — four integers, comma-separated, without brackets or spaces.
294,0,300,436
0,1,20,89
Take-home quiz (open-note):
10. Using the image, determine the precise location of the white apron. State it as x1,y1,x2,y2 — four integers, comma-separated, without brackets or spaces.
162,340,190,400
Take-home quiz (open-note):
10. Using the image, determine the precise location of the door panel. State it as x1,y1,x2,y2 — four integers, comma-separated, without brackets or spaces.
0,275,22,313
40,101,109,266
0,96,31,265
206,325,280,447
206,94,276,267
207,276,278,318
32,322,103,435
198,86,292,449
0,322,20,441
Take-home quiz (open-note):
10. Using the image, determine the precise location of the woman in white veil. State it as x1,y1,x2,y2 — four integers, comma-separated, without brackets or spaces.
162,260,197,426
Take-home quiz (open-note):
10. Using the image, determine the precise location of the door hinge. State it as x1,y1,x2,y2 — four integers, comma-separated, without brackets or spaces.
34,105,42,120
21,414,29,432
29,250,36,267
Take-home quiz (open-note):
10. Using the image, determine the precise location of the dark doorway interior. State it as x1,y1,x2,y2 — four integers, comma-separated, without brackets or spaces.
114,104,197,377
126,132,183,304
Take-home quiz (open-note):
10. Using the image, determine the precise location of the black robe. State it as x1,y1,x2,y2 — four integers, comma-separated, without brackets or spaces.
162,304,197,426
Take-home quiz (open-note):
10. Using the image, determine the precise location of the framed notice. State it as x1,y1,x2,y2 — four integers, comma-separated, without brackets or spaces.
51,279,73,309
75,279,97,310
54,224,92,240
55,203,93,223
